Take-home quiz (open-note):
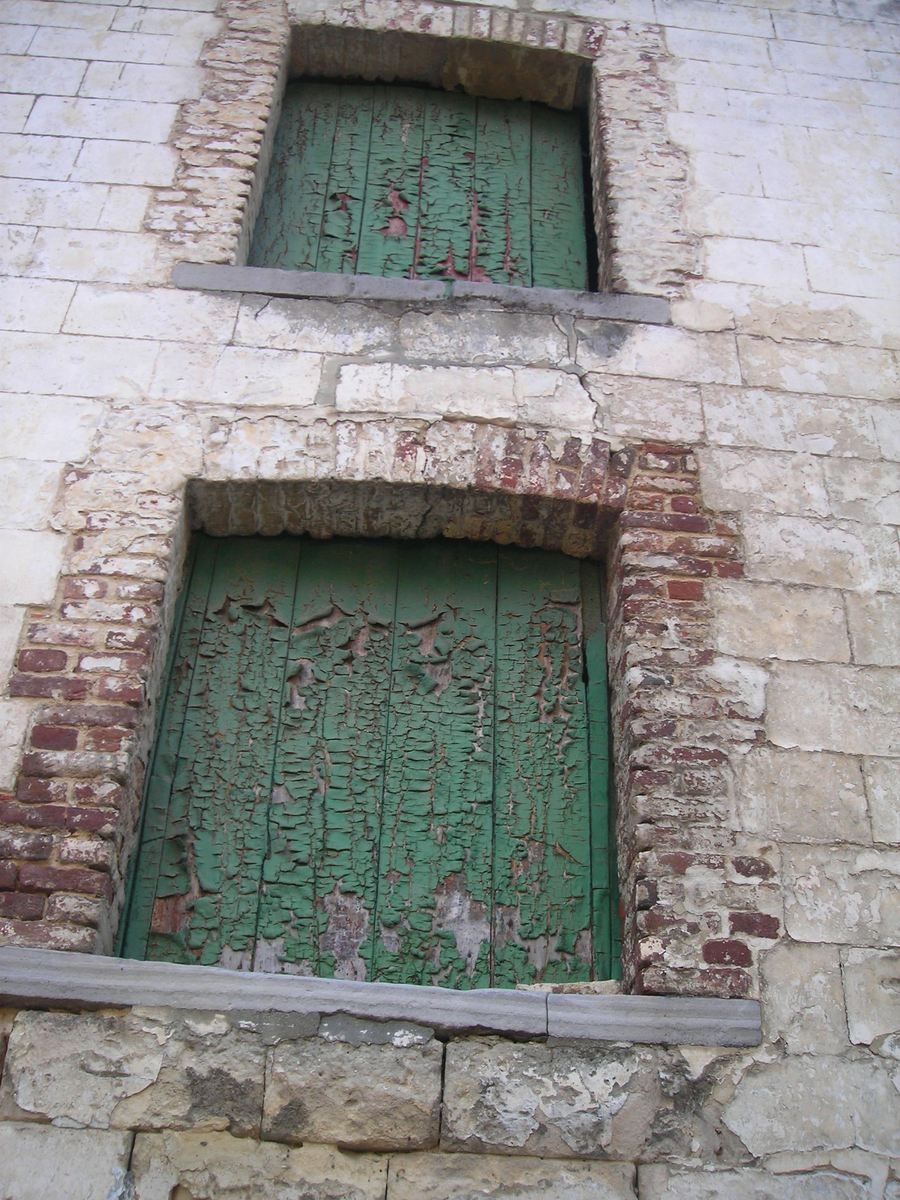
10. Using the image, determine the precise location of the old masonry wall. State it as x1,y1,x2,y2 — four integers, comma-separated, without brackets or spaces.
0,0,898,1196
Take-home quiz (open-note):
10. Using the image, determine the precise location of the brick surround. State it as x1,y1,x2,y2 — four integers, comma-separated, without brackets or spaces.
0,421,765,998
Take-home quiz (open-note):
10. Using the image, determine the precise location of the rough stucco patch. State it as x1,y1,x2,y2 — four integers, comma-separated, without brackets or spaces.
130,1129,386,1200
389,1151,637,1199
722,1055,900,1157
0,1122,133,1200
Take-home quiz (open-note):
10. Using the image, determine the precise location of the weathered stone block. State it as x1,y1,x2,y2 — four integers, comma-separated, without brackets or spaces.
702,385,880,459
760,942,848,1055
0,1122,133,1200
441,1039,664,1159
841,948,900,1049
0,395,104,462
262,1034,442,1150
0,530,66,605
640,1164,869,1199
0,1009,265,1135
398,308,567,366
723,1055,900,1156
783,845,900,947
743,515,899,593
711,582,850,663
130,1130,386,1200
768,663,900,756
576,324,741,386
389,1151,637,1199
586,376,703,443
846,593,900,666
864,757,900,845
737,747,869,843
334,363,517,422
699,447,829,517
824,458,900,525
235,295,396,355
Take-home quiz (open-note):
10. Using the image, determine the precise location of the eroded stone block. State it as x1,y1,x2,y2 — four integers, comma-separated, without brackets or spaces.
760,942,847,1055
640,1163,869,1199
390,1151,637,1199
737,747,868,844
0,1122,132,1200
784,845,900,946
842,948,900,1050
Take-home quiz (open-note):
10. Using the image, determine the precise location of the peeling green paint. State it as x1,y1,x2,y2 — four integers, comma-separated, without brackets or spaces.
123,537,614,986
249,83,589,290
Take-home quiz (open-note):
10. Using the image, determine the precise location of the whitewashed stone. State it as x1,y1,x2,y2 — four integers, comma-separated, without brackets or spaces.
783,845,900,946
29,227,167,285
235,296,395,355
0,698,30,789
25,96,177,142
576,324,741,385
864,757,900,845
743,515,899,592
0,53,86,95
640,1164,869,1200
398,309,567,366
0,223,37,272
0,332,158,397
80,61,205,101
150,344,322,407
262,1036,442,1150
0,276,76,333
0,177,108,228
0,460,61,529
711,581,849,662
335,363,517,422
131,1131,386,1200
585,375,704,442
71,137,178,186
0,131,80,180
442,1039,664,1159
706,237,808,290
738,336,899,402
97,185,151,232
28,28,171,65
842,948,900,1049
0,395,103,461
390,1152,637,1199
514,368,593,430
0,529,65,604
737,746,868,843
64,283,239,343
0,1122,132,1200
824,459,900,525
768,663,900,756
760,942,848,1055
699,448,829,517
723,1055,900,1156
669,294,736,331
0,604,25,685
872,405,900,462
702,385,880,459
846,593,900,666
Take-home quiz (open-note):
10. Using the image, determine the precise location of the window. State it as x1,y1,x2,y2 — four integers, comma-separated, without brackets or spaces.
248,82,591,290
121,536,617,989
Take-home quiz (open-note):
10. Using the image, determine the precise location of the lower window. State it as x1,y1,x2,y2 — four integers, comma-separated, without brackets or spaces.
120,536,617,988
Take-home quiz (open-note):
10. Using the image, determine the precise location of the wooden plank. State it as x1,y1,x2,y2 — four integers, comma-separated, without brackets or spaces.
372,541,497,988
414,90,477,280
492,548,594,987
472,98,532,286
529,106,589,291
248,83,340,271
253,540,398,978
315,85,375,275
355,86,425,279
143,539,299,968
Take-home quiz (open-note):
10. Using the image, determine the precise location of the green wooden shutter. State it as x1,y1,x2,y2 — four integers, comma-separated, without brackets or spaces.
249,83,590,291
121,536,616,988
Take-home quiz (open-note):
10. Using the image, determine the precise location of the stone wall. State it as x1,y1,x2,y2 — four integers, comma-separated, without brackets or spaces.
0,0,898,1194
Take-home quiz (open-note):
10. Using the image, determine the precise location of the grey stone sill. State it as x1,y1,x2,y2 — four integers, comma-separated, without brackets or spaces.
172,262,671,325
0,948,760,1047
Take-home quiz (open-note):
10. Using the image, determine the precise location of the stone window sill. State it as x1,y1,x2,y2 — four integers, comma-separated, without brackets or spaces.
171,263,671,325
0,948,759,1047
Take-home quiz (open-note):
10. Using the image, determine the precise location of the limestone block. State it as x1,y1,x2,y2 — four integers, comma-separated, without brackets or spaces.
699,448,829,517
235,296,395,355
0,460,61,530
872,406,900,462
0,131,81,181
0,1122,132,1200
702,386,880,459
783,845,900,946
0,277,76,334
0,698,30,789
864,757,900,845
723,1055,900,1156
736,746,868,844
262,1036,442,1150
97,185,152,232
640,1164,869,1199
743,515,899,593
81,61,206,102
0,604,25,684
150,343,322,407
0,94,41,134
514,368,593,431
0,1009,265,1136
768,663,900,756
711,581,850,663
398,309,566,366
29,28,171,66
841,948,900,1048
824,459,900,525
0,223,37,272
0,54,86,96
576,324,741,386
0,177,109,230
0,331,158,398
0,529,65,604
760,942,848,1055
25,96,177,142
71,138,178,186
389,1152,637,1199
585,376,703,443
441,1039,664,1159
738,336,899,402
29,228,167,285
706,237,808,290
846,594,900,667
335,363,517,423
64,283,239,343
131,1130,386,1200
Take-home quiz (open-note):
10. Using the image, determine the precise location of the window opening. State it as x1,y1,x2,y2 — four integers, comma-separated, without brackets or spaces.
248,81,591,291
120,536,617,988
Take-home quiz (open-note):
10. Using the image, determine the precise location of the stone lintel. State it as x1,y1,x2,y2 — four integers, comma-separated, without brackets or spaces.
0,949,760,1046
171,262,671,325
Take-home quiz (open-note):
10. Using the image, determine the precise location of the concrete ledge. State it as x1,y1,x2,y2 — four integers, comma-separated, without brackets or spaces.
172,262,671,324
0,949,760,1046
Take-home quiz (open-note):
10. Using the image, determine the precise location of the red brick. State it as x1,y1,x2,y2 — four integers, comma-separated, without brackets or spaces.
63,577,108,600
622,512,713,533
667,580,705,601
0,892,45,920
730,911,780,939
715,561,744,579
15,777,68,803
117,581,164,601
670,496,699,514
96,678,143,703
0,798,116,835
702,938,752,966
28,621,96,648
73,780,124,807
30,725,78,751
733,855,775,879
106,628,154,651
18,863,111,898
85,727,131,751
17,648,68,673
9,674,92,701
0,917,97,951
0,826,54,859
0,861,17,889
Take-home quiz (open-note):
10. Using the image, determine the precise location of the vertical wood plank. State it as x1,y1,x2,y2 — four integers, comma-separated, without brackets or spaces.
414,90,477,280
372,541,497,989
492,548,594,987
248,83,339,271
315,85,375,275
253,540,397,979
355,86,426,279
472,99,532,286
530,106,590,291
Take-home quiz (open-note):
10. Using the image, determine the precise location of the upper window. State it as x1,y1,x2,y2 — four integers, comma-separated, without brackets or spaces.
121,536,616,989
248,82,591,291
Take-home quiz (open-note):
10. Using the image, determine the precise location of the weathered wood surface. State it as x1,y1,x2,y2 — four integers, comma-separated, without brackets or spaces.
249,83,589,290
123,537,612,987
